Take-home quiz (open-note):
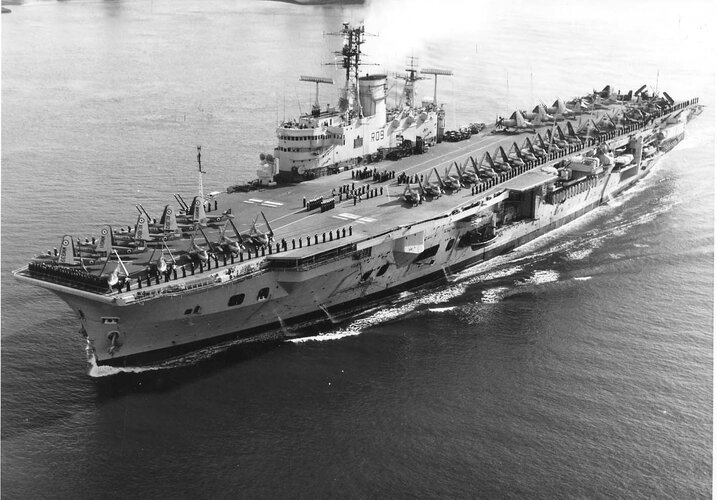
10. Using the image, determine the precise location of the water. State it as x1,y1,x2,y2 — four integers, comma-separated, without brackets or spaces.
2,0,713,497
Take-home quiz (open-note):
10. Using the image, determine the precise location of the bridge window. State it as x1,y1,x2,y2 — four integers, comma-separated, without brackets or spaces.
376,263,390,277
360,270,373,282
257,287,270,301
228,294,245,307
446,238,456,252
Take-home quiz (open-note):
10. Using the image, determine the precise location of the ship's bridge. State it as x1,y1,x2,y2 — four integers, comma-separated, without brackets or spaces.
278,104,344,130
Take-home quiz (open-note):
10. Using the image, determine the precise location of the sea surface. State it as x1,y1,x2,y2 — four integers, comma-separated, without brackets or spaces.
1,0,714,497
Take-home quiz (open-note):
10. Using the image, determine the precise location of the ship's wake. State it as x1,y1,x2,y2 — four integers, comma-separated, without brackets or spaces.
288,157,682,341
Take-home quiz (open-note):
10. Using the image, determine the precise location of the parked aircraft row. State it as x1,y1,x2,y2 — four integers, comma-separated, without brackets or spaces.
405,119,594,205
494,84,676,134
33,193,275,282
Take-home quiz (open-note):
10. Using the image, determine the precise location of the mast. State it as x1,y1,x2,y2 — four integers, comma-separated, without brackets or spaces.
326,23,375,118
197,145,205,201
398,56,426,108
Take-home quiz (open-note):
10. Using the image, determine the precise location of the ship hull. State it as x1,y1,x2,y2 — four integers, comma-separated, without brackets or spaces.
38,149,663,367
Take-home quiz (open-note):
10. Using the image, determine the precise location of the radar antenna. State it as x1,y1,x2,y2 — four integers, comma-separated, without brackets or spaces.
300,76,334,115
421,68,453,107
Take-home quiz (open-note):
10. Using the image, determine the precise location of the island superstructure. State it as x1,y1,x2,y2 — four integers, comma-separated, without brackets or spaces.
13,24,703,368
267,23,448,183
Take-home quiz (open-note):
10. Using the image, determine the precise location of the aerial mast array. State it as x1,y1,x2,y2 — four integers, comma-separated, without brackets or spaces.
326,23,376,117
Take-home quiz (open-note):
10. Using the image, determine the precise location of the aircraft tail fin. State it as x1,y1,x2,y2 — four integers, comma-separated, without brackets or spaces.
538,105,549,122
161,205,178,234
190,196,208,226
515,110,528,127
96,226,114,255
134,213,149,241
556,98,568,115
58,235,76,265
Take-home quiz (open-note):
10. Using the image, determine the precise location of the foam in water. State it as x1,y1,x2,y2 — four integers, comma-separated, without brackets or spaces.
288,329,362,344
481,286,510,303
428,306,457,312
87,348,168,377
517,269,560,286
566,248,594,261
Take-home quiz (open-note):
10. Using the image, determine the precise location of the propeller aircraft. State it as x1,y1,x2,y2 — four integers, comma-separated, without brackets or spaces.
495,111,536,133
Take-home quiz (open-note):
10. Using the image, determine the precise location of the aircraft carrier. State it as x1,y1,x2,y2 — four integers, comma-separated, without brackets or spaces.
13,24,703,368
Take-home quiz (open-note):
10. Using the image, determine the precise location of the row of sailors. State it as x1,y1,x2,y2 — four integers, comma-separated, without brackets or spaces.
351,167,395,182
306,180,388,210
28,261,108,291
